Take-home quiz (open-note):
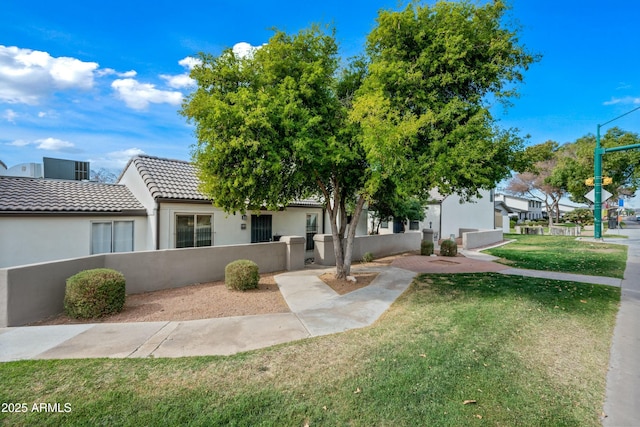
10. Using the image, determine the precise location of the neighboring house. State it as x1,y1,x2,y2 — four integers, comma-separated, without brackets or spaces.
494,200,515,232
0,176,147,268
494,194,543,222
494,200,514,217
118,155,333,251
372,189,496,241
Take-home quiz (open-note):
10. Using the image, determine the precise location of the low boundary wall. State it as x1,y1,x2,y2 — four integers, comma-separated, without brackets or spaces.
549,226,581,236
314,232,422,266
1,240,295,327
462,229,503,250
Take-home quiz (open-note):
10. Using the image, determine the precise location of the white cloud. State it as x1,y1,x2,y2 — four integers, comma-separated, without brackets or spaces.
160,73,194,89
233,42,261,59
111,78,183,110
35,137,76,151
3,109,17,123
8,139,29,146
48,56,97,89
159,56,201,89
90,147,146,170
6,137,77,152
604,96,640,106
38,111,46,118
179,56,201,70
0,45,99,104
97,68,137,78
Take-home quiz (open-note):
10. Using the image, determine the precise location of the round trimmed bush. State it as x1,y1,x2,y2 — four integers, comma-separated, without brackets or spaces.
440,239,458,257
225,259,259,291
421,240,434,256
362,252,374,263
64,268,126,319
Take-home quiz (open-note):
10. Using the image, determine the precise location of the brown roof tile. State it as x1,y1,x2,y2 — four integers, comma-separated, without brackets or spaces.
128,155,208,201
0,176,146,214
123,154,322,207
127,155,323,208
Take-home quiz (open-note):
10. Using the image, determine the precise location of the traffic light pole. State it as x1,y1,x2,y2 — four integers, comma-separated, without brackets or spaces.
594,126,603,239
593,106,640,240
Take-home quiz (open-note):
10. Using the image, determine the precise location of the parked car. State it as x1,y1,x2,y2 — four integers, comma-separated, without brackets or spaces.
636,215,640,221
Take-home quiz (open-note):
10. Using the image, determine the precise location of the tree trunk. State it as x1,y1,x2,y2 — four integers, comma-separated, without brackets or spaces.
328,198,346,279
327,195,366,280
341,196,367,278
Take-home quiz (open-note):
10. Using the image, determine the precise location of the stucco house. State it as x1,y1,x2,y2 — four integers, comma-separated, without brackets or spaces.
117,155,333,251
0,155,368,268
371,189,496,241
0,176,148,268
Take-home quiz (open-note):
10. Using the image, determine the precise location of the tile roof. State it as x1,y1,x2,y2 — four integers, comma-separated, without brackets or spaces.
126,155,208,201
125,155,324,208
0,176,146,214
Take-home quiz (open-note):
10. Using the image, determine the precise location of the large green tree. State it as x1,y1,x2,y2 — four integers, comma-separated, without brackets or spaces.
182,0,537,278
555,127,640,204
351,0,536,202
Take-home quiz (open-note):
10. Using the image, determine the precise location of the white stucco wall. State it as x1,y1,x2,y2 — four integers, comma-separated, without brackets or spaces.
158,203,325,249
417,204,442,239
0,216,148,268
375,189,495,240
117,163,158,249
439,189,495,237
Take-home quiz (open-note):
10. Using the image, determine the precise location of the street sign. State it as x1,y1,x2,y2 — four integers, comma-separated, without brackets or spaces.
585,188,612,203
619,199,624,207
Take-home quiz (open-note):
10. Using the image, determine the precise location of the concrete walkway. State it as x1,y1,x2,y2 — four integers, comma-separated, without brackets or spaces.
600,229,640,427
0,265,417,361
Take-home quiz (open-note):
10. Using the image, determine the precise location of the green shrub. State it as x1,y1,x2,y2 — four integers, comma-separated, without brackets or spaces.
362,252,374,263
421,240,434,256
440,239,458,257
64,268,126,319
225,260,259,291
564,208,594,225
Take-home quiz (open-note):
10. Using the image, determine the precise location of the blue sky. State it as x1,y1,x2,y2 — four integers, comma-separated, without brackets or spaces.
1,1,640,205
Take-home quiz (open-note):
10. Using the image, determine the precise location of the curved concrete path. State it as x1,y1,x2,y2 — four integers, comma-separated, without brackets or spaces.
0,266,416,361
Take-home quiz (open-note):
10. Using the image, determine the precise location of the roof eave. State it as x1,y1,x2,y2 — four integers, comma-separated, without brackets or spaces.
0,209,148,217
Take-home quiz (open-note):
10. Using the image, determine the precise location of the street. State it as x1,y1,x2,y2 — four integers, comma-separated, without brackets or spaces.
622,215,640,229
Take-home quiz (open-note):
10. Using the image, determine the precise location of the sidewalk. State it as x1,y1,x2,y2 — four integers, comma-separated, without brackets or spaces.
0,265,417,361
601,229,640,427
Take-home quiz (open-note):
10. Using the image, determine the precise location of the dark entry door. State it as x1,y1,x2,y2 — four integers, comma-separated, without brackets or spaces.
251,215,272,243
393,218,405,233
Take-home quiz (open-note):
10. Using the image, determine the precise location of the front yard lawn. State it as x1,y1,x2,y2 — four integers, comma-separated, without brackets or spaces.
484,234,627,278
0,273,619,426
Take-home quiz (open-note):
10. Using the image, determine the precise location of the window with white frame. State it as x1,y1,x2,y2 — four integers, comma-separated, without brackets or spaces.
91,221,134,254
176,214,213,248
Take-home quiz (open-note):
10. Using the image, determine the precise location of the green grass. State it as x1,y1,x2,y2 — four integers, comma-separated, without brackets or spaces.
0,273,619,426
484,234,627,278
